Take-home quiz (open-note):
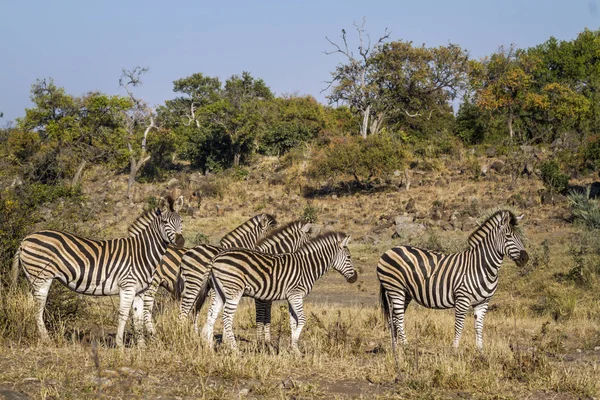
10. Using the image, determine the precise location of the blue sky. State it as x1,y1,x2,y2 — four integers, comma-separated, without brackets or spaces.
0,0,598,123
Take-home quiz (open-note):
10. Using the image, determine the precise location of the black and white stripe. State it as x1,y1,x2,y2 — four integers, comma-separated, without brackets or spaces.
377,209,528,351
206,231,357,352
12,196,185,347
142,245,188,335
201,220,313,343
177,213,277,328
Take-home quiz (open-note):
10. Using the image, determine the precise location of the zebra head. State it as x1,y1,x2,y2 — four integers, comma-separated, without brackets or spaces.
499,211,528,267
256,213,278,241
331,234,358,283
158,195,185,248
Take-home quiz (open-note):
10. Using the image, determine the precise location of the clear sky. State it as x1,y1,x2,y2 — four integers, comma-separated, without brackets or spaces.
0,0,598,123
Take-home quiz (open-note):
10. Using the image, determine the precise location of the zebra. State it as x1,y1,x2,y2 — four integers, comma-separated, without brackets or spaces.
377,209,528,351
142,213,277,335
200,220,313,343
177,213,277,330
12,196,185,347
206,231,357,352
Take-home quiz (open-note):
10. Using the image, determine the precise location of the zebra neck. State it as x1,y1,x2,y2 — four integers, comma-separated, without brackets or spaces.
468,236,504,280
294,245,335,286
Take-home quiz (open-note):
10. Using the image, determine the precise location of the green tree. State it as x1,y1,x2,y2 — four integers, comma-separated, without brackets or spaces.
325,19,390,138
260,95,325,156
372,41,469,137
470,45,539,141
16,78,131,185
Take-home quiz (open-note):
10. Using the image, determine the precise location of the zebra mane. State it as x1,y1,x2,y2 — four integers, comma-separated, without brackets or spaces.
300,231,345,250
128,209,160,237
255,220,305,248
468,207,523,248
220,213,277,245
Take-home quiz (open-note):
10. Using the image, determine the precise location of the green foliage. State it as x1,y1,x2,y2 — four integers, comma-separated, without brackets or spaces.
139,130,178,182
260,96,325,156
0,184,82,284
302,204,319,223
583,135,600,171
539,160,569,193
567,187,600,229
308,133,407,186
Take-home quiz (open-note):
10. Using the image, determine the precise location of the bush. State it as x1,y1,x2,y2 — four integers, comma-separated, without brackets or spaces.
302,203,319,223
567,187,600,229
307,133,407,187
583,135,600,171
539,160,569,193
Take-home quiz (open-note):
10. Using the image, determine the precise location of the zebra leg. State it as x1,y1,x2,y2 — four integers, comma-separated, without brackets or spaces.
132,294,146,347
287,295,305,354
116,287,136,348
143,276,161,336
195,288,216,334
32,278,53,342
473,301,489,352
255,299,269,343
263,300,272,343
452,298,471,349
202,289,223,347
388,290,411,347
222,291,244,351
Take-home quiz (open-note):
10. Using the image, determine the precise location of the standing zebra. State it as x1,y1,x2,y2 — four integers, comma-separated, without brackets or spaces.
143,213,277,335
206,231,357,352
377,209,528,351
200,220,313,343
12,196,185,347
177,213,277,329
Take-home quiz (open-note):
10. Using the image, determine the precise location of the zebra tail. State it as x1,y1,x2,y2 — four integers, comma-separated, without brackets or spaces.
174,268,185,301
194,278,210,314
379,283,397,342
11,246,22,287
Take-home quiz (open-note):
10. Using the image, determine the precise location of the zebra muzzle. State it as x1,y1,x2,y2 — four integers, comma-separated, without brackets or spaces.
347,271,358,283
517,250,529,267
175,234,185,249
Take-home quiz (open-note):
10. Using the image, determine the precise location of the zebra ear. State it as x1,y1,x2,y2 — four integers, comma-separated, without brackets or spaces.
301,223,312,233
173,195,184,213
516,214,525,223
501,212,511,226
339,235,351,248
158,197,169,214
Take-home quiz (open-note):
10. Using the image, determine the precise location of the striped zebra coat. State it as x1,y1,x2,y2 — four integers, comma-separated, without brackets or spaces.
206,232,357,352
177,213,277,329
12,196,185,347
377,209,528,351
201,220,313,343
143,213,277,335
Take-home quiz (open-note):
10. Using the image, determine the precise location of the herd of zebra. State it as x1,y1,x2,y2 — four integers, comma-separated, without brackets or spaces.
11,194,528,353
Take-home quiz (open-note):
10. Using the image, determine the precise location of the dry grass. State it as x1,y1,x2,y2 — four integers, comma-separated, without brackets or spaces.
1,164,599,399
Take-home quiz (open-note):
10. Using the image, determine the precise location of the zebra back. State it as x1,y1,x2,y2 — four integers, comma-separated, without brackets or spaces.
255,220,312,253
219,213,277,249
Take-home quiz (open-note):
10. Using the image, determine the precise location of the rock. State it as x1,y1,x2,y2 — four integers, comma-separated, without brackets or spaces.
523,162,535,176
371,222,393,234
486,147,497,158
0,389,31,400
520,145,535,154
540,190,567,205
430,209,442,221
331,194,338,200
480,165,488,176
239,388,250,396
489,160,505,173
405,198,416,213
434,178,447,187
393,215,426,240
166,177,179,189
594,346,600,351
360,235,380,245
394,215,414,225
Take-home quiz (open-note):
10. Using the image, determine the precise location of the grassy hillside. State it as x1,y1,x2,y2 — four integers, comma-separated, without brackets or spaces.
0,155,599,399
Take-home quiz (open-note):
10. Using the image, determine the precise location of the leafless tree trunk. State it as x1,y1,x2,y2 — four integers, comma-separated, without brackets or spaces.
71,160,87,187
119,67,158,200
324,18,390,139
508,108,514,140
